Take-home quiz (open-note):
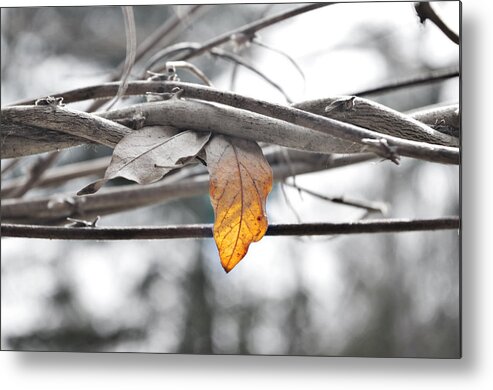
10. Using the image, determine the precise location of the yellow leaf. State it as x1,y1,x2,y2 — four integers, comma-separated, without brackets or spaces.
205,135,273,272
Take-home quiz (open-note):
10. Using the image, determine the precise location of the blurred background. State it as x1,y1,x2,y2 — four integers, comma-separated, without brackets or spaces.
1,2,459,356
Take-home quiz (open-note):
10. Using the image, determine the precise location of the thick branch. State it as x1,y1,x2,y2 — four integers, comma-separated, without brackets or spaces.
408,104,459,138
101,99,459,164
1,105,131,158
4,82,459,163
294,96,458,146
20,81,459,142
0,217,460,240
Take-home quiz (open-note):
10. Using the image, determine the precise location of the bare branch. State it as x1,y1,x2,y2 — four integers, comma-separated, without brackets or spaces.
147,44,293,102
210,48,293,103
1,158,21,175
408,104,459,138
1,217,460,240
134,5,206,66
295,96,458,146
353,67,459,97
1,156,111,197
283,182,388,215
251,37,306,86
101,99,459,164
5,82,459,164
166,61,213,86
176,3,334,62
415,2,459,45
1,154,373,224
3,152,59,199
87,5,208,111
1,105,131,157
143,42,200,75
105,6,137,111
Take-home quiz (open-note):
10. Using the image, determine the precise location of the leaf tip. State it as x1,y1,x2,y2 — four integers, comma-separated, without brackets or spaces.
77,179,105,196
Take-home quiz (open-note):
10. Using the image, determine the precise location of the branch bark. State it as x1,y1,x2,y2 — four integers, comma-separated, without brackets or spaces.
1,105,131,158
2,90,460,163
19,80,459,144
1,217,460,240
408,104,459,138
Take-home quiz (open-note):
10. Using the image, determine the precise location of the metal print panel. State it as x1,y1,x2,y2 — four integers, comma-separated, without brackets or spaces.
0,1,460,357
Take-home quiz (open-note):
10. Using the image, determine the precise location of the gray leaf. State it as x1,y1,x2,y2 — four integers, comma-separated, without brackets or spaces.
78,126,211,195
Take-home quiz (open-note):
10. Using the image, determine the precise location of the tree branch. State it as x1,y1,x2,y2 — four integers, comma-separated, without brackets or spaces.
294,96,458,146
3,96,459,165
1,154,373,224
415,2,459,45
104,6,137,111
87,5,209,111
4,151,59,198
131,5,207,67
175,3,334,62
13,81,459,142
353,67,459,97
1,105,131,158
0,146,336,197
0,217,460,240
1,156,111,197
283,181,388,214
408,104,459,138
101,99,459,164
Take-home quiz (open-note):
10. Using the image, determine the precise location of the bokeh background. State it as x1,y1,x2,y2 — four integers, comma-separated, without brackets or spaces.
1,1,459,357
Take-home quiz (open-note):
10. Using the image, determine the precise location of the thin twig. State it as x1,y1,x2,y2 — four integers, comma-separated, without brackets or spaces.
147,44,293,102
210,48,293,103
134,5,206,65
3,152,59,199
1,158,21,175
105,6,137,111
166,61,213,86
176,3,334,62
283,182,388,215
252,37,306,86
88,4,207,111
1,156,111,197
143,42,200,75
0,217,460,240
353,67,459,97
415,2,459,45
280,182,303,223
229,62,240,91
